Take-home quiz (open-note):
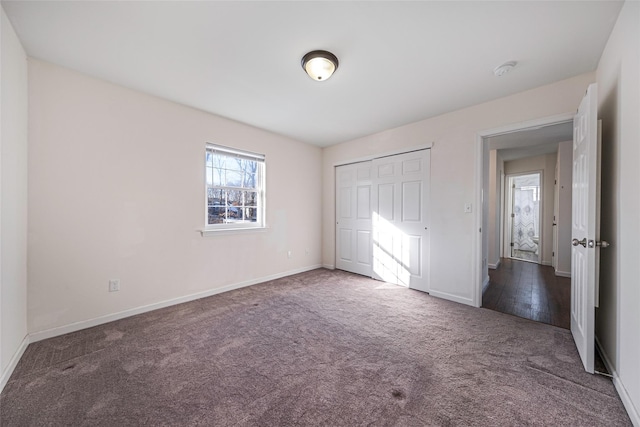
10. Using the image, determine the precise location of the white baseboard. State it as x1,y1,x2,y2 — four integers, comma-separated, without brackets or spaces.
488,259,501,270
428,289,475,307
595,336,640,426
322,264,335,270
555,270,571,278
0,335,29,394
541,261,552,266
29,264,322,343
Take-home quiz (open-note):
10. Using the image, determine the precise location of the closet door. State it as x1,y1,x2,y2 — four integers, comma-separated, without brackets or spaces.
371,150,430,292
335,162,373,277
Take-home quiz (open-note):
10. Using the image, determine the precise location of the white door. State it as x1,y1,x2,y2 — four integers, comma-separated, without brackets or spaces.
571,83,601,373
371,150,430,292
335,162,373,277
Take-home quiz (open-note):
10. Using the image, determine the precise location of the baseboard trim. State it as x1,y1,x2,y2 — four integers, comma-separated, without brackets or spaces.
481,275,491,294
322,264,335,270
29,264,322,343
555,270,571,278
488,259,501,270
428,289,474,307
0,335,29,393
595,336,640,426
541,261,552,266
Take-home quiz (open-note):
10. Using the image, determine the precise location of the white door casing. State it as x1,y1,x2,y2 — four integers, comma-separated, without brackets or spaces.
571,83,600,374
553,162,559,270
335,162,373,277
371,150,430,292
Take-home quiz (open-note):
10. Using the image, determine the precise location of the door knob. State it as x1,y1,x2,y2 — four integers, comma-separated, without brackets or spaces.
572,238,587,248
588,240,610,248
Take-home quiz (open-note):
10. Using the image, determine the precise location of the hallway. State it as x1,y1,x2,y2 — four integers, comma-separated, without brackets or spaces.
482,258,570,329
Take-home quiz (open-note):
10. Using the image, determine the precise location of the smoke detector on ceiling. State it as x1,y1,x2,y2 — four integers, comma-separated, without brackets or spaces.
494,61,517,77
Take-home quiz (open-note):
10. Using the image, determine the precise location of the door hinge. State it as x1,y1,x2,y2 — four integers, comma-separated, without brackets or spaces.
510,242,514,247
552,251,555,257
511,213,515,218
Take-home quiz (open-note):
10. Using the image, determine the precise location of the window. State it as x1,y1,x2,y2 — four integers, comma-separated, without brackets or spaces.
205,144,265,230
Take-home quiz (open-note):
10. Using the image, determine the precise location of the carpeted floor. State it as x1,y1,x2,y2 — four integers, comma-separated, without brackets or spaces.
0,269,631,426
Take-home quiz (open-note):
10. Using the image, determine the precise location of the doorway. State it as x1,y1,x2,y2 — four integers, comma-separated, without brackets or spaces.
475,115,574,307
506,172,542,264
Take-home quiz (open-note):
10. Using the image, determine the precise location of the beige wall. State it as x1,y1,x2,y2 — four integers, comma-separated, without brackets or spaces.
488,150,504,268
0,8,29,386
555,141,572,277
322,72,594,306
595,0,640,422
504,153,557,266
27,59,323,334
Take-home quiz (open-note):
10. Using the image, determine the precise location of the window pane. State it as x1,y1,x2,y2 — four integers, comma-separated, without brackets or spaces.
226,190,241,221
243,173,256,189
208,207,225,224
208,188,223,206
213,169,224,186
206,167,213,186
246,208,257,222
212,154,226,169
228,157,244,171
226,170,243,187
244,191,258,207
206,152,212,166
227,189,242,205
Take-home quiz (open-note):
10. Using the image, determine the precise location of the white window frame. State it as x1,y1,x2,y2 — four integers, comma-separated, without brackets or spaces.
203,143,266,233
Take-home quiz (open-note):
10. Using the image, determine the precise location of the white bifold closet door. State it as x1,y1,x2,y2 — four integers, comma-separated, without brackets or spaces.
335,149,430,292
335,161,374,277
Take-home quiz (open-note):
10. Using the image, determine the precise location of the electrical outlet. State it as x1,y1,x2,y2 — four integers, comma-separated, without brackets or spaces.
109,279,120,292
464,203,473,213
287,250,292,259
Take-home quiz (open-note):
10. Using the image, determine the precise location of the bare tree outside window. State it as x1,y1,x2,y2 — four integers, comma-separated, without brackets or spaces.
205,145,265,229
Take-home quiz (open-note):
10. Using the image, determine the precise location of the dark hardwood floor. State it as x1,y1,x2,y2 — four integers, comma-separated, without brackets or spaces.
483,258,571,329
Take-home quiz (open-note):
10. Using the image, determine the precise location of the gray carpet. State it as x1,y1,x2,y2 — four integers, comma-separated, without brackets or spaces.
0,269,631,426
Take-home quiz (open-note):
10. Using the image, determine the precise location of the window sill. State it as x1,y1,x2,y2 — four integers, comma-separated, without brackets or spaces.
200,226,269,237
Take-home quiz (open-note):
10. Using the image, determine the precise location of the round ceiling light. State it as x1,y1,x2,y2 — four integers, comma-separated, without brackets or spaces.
494,61,517,77
301,50,339,81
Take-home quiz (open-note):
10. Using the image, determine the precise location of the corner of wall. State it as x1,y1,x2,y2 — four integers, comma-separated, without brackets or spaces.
0,5,30,393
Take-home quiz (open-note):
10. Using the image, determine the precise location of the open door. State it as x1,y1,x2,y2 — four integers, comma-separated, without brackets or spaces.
571,83,604,373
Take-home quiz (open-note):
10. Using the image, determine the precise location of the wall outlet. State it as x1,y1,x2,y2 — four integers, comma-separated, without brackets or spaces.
305,248,310,255
109,279,120,292
287,250,292,259
464,203,473,213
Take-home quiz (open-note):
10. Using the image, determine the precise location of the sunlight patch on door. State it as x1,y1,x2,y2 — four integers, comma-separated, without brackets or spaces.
372,212,411,287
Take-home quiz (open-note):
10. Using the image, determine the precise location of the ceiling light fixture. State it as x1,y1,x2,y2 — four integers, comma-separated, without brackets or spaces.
493,61,517,77
301,50,339,81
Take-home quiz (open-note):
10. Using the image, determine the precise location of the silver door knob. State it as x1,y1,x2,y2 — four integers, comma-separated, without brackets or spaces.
590,240,610,248
572,238,587,247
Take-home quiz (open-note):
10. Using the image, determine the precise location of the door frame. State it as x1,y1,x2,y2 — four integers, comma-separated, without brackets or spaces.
473,113,574,308
504,171,543,264
552,161,560,270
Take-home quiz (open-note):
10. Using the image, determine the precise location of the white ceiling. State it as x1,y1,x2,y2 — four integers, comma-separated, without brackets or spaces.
2,1,623,147
488,121,573,161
